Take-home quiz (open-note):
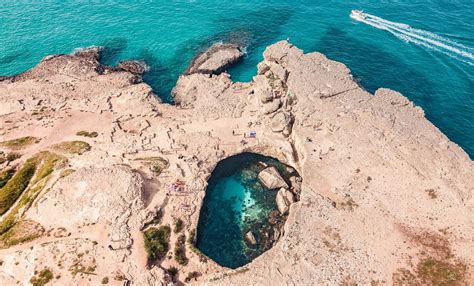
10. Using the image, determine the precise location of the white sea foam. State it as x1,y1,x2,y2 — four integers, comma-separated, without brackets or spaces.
351,11,474,66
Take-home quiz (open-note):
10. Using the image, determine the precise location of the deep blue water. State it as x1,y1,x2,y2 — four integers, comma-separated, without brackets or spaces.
1,1,473,157
196,153,294,268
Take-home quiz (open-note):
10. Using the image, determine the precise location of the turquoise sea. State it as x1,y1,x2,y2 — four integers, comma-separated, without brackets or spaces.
1,1,473,158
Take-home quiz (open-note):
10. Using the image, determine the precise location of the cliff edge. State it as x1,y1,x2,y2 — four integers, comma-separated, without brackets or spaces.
0,41,472,285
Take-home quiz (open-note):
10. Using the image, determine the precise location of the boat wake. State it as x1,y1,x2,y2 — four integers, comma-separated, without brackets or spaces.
350,10,474,66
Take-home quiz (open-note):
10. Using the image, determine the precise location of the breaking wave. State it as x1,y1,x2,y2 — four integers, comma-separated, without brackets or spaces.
351,12,474,66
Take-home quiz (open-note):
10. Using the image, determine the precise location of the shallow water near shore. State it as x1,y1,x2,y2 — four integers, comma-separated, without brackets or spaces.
196,153,295,269
1,1,473,158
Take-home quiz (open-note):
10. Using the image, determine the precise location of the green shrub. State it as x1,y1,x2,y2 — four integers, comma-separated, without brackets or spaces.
173,218,183,233
185,271,201,283
76,131,98,138
101,277,109,284
167,266,178,281
30,268,53,286
143,226,171,262
0,168,14,188
6,152,21,162
174,234,188,265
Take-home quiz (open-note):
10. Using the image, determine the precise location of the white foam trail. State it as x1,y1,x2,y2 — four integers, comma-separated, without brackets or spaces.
351,12,474,65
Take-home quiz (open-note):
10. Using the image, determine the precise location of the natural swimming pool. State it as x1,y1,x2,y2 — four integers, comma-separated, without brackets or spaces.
196,152,300,269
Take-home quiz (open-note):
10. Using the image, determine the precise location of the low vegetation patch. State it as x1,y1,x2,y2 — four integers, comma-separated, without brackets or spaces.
417,257,466,286
76,131,98,138
173,218,183,233
52,141,91,155
0,219,44,248
101,277,109,284
144,225,171,263
135,156,169,176
6,152,21,162
0,152,65,245
0,158,37,215
0,136,39,149
30,268,53,286
0,168,15,188
174,234,188,265
184,271,201,283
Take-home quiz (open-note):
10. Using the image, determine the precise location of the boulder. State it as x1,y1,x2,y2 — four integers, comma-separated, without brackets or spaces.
276,188,295,215
289,176,302,195
73,46,102,61
244,231,257,245
271,111,292,132
119,60,149,75
258,167,288,190
263,99,281,115
185,43,244,75
257,62,270,75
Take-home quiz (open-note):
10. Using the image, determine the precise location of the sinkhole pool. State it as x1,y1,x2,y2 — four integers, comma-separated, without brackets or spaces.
196,152,299,269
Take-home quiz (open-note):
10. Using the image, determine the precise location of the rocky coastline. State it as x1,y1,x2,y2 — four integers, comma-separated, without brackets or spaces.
0,41,472,285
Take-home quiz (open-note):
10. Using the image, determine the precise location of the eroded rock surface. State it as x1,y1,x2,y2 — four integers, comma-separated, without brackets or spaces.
0,41,472,285
184,43,244,75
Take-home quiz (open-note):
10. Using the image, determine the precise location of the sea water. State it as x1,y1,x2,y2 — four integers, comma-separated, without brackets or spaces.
1,1,473,157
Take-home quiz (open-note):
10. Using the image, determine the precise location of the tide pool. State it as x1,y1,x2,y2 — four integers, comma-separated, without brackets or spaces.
1,1,472,157
196,153,296,269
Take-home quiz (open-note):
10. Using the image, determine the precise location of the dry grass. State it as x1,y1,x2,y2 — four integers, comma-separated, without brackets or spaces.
0,136,39,149
52,141,91,155
0,152,66,246
135,156,169,176
76,131,98,138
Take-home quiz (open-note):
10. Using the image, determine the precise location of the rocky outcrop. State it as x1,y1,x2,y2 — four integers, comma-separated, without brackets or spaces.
258,167,289,190
119,60,149,75
184,43,244,75
0,40,472,286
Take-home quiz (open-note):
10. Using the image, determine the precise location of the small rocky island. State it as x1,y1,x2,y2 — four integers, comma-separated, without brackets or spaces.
0,41,472,285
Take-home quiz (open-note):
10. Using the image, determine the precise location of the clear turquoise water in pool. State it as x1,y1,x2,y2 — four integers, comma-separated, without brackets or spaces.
1,1,473,157
196,153,294,268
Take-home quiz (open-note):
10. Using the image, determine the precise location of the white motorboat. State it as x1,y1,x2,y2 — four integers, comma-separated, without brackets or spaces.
350,10,367,20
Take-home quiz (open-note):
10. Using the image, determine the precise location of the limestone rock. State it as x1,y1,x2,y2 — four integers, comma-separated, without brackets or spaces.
257,62,270,75
245,231,257,245
271,111,293,132
119,60,149,75
263,98,281,115
73,46,101,61
258,167,288,190
276,188,295,214
185,43,244,75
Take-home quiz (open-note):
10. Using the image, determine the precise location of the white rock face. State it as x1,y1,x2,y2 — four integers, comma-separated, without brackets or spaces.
258,167,289,190
276,188,295,214
185,43,244,75
31,166,145,250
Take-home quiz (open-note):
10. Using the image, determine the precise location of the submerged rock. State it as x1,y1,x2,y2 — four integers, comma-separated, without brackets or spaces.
244,231,257,246
258,167,288,190
119,60,149,75
185,43,244,75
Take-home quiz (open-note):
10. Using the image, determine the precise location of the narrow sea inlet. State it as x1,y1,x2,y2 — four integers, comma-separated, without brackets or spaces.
196,153,298,269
